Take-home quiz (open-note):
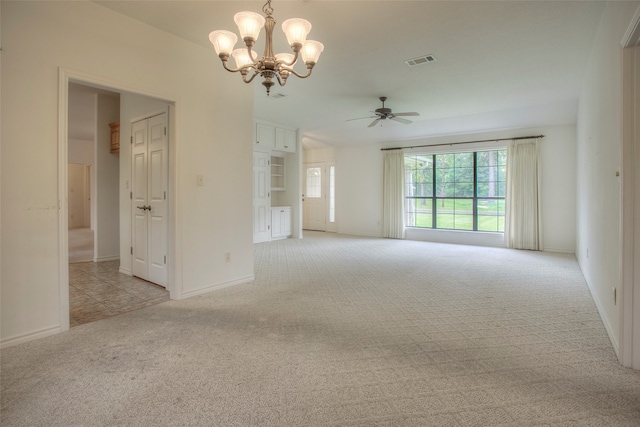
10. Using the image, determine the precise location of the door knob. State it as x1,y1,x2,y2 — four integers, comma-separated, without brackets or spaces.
137,205,151,211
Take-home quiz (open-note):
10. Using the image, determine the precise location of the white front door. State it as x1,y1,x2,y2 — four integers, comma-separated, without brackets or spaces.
303,163,326,231
132,112,168,287
253,151,271,243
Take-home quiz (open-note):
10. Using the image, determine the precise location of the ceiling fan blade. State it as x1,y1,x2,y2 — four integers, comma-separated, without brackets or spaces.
393,112,419,117
346,116,376,122
368,118,381,128
390,116,412,124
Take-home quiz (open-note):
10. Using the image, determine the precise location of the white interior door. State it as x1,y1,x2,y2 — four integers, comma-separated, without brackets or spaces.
303,163,326,231
253,151,271,243
132,112,168,287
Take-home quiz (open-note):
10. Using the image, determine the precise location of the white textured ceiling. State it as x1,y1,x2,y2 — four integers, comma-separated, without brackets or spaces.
95,0,605,148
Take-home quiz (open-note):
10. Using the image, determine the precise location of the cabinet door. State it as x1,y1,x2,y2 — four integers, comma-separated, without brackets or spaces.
256,123,275,148
271,208,282,237
275,128,296,152
283,208,292,236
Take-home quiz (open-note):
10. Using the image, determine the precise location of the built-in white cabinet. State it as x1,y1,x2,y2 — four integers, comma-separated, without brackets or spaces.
253,120,300,243
275,128,296,153
271,206,292,240
255,121,296,153
255,122,276,149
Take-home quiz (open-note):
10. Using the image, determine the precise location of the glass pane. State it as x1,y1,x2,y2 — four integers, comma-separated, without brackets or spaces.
477,198,505,232
306,167,321,198
405,198,432,228
329,165,335,223
454,152,473,167
454,182,473,197
435,198,454,229
454,199,473,230
404,155,433,198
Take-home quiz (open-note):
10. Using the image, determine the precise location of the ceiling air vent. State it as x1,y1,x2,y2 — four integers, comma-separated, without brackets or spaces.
405,54,437,67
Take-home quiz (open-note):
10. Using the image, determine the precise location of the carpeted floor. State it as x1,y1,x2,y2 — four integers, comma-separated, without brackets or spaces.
1,232,640,426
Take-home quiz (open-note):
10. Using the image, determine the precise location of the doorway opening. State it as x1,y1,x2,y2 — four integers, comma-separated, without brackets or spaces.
61,70,176,330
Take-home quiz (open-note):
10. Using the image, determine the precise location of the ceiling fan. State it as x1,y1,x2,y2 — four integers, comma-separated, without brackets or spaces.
347,96,419,128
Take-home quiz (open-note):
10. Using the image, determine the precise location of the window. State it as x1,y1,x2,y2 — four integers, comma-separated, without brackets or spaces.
405,149,506,232
306,167,322,198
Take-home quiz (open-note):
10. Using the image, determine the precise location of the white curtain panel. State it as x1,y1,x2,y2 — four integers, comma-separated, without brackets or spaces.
383,150,406,239
505,139,542,250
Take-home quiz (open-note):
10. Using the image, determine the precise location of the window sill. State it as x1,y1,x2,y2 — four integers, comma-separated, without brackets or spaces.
405,227,506,248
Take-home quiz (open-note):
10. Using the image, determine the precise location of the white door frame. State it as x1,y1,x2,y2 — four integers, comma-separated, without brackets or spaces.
58,68,180,332
620,7,640,369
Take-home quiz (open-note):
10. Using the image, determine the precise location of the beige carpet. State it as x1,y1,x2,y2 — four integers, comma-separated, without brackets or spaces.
2,232,640,426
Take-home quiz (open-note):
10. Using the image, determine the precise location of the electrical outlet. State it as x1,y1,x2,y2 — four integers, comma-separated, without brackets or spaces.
225,252,231,263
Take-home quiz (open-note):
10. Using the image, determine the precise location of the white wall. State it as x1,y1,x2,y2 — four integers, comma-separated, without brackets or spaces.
304,124,577,252
95,94,120,261
575,1,640,355
68,164,89,229
68,139,94,164
0,1,254,346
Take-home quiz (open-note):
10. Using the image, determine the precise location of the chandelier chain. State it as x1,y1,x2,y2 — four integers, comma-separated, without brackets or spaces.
262,0,273,17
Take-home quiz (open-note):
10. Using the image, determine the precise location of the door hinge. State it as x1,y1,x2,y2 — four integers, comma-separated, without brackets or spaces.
130,246,133,255
164,255,166,264
268,225,270,230
164,127,167,136
164,191,166,200
130,136,133,144
130,191,132,200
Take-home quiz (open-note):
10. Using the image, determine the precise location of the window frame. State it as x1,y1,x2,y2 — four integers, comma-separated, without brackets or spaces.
405,148,506,233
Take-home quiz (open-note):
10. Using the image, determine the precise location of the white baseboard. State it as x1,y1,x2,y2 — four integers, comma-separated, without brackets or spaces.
93,255,119,262
334,230,382,238
179,275,255,299
118,266,132,275
0,325,61,349
543,247,576,254
579,261,620,358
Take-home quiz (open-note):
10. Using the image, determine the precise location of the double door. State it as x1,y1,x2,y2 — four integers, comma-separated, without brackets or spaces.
132,113,168,287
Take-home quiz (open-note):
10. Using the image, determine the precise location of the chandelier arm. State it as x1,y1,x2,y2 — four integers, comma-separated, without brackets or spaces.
221,60,257,74
273,72,288,87
246,45,259,63
278,51,299,68
284,65,314,79
242,70,261,84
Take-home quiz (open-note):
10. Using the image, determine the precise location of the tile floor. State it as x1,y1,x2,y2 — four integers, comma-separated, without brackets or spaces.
69,260,170,327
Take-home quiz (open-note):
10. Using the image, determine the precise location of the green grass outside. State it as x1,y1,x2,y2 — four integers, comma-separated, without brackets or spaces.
407,198,505,232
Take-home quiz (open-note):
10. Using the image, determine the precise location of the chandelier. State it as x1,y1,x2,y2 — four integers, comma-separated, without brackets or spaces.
209,0,324,96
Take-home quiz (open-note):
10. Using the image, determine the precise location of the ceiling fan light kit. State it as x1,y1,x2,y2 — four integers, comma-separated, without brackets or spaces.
348,97,420,128
209,0,324,96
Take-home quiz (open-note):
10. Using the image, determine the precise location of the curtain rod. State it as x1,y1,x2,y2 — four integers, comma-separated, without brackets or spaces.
380,135,544,151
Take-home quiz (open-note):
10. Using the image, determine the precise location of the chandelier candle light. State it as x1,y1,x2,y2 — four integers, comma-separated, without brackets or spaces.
209,0,324,96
